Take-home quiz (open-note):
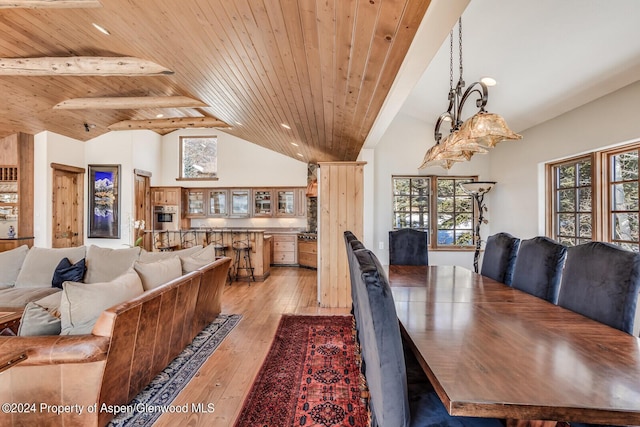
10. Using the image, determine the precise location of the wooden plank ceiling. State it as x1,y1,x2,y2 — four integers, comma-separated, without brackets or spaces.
0,0,430,162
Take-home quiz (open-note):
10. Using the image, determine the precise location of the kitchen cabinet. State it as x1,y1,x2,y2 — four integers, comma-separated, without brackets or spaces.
185,189,205,217
296,187,307,217
0,133,33,247
298,238,317,269
271,234,297,265
208,189,228,217
253,189,273,217
230,189,250,217
276,189,295,216
152,187,181,205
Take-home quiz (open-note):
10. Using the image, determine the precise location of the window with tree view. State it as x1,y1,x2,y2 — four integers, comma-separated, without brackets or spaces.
180,136,218,180
609,149,639,251
551,156,594,246
392,176,475,249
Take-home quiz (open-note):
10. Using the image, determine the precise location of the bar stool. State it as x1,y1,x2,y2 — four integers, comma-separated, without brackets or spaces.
180,229,197,249
209,229,233,283
232,230,255,283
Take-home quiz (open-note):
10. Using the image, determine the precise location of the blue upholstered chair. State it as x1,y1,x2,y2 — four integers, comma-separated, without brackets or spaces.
481,232,521,285
389,229,429,266
349,247,503,427
510,236,567,303
557,241,640,335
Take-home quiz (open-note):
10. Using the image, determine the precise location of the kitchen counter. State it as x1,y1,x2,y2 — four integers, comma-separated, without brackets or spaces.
0,236,34,252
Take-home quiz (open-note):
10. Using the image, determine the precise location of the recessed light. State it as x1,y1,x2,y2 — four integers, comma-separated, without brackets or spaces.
156,113,164,118
291,142,299,147
235,121,243,126
92,23,110,36
281,123,291,130
480,77,497,87
296,153,304,157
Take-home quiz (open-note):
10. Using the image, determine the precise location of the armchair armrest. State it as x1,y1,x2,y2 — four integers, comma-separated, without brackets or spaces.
0,335,110,367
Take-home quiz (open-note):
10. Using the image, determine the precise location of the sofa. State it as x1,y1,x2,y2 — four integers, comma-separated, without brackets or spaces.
0,243,232,426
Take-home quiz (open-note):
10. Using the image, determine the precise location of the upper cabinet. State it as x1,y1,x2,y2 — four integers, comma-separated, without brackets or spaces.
253,189,273,217
152,187,180,205
208,189,228,217
0,133,33,242
174,186,307,219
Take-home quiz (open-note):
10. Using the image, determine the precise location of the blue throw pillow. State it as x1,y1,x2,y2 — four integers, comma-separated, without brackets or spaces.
52,257,86,289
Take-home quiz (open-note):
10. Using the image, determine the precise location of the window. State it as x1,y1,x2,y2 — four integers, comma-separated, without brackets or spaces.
546,141,640,252
549,155,594,246
608,149,639,251
179,136,218,180
392,176,475,249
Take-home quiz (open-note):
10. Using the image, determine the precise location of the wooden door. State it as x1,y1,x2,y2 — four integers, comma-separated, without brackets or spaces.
52,164,84,248
134,170,152,251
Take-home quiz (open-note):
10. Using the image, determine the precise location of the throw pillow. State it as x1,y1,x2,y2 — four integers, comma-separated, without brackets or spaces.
138,245,203,262
18,302,62,336
59,269,144,335
133,256,183,291
180,244,217,273
84,245,141,283
52,258,86,289
0,244,29,287
34,291,63,319
15,246,86,288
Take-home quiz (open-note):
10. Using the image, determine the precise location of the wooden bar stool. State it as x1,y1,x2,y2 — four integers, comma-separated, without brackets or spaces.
232,230,255,283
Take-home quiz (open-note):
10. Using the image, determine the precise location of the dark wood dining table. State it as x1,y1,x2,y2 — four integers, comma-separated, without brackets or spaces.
388,265,640,426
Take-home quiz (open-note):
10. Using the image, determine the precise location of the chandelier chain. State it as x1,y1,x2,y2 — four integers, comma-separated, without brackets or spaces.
449,29,454,90
458,18,463,81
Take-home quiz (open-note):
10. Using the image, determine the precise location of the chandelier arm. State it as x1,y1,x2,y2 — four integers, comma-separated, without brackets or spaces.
434,112,453,143
455,81,489,127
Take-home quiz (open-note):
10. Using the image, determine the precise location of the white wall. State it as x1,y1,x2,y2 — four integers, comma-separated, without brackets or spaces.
33,131,86,247
371,113,492,268
85,130,163,248
160,128,308,230
490,80,640,239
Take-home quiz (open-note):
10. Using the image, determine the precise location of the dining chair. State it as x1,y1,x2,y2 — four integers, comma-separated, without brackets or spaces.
389,229,429,265
510,236,567,303
480,232,521,286
557,241,640,335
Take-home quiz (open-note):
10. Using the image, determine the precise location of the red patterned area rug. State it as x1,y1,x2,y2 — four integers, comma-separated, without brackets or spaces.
234,315,369,427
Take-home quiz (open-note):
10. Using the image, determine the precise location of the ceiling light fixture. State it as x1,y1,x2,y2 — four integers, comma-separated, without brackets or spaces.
281,123,291,130
91,23,110,36
156,113,164,118
419,18,521,170
296,153,304,157
291,142,299,146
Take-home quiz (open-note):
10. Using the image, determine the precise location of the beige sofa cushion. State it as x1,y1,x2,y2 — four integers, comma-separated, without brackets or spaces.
84,245,141,283
0,287,61,310
60,269,144,335
34,291,63,318
15,246,86,288
0,244,29,287
18,301,62,336
180,244,216,273
139,245,203,262
134,256,183,291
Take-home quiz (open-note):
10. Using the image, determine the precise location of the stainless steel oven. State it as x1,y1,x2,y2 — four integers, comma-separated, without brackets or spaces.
153,205,180,230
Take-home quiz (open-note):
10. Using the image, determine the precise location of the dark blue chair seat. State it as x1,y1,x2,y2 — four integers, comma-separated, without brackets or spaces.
557,241,640,335
511,236,567,303
481,232,520,285
389,229,429,265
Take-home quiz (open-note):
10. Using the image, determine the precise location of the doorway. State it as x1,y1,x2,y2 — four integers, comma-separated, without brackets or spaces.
51,163,84,248
134,169,152,251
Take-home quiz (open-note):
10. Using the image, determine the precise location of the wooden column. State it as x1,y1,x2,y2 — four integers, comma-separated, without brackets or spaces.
317,162,365,308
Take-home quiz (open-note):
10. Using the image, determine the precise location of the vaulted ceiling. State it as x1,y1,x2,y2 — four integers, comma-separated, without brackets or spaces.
0,0,431,163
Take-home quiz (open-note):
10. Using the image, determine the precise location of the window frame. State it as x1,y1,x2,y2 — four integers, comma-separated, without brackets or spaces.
178,135,219,181
392,175,477,251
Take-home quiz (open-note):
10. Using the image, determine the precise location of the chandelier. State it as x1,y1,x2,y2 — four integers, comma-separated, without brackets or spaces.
419,18,522,170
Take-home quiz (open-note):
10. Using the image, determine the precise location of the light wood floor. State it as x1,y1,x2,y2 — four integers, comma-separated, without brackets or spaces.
153,266,349,426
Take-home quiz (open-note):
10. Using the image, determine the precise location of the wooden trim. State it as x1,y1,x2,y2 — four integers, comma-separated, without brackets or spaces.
0,0,101,8
54,96,207,110
109,117,230,131
317,161,367,167
50,162,85,173
0,57,173,76
133,168,152,178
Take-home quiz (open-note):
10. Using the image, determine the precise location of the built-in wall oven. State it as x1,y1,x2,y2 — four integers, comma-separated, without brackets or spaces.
153,205,180,230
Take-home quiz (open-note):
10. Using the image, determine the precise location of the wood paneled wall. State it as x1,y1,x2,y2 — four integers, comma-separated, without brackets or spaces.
317,162,365,308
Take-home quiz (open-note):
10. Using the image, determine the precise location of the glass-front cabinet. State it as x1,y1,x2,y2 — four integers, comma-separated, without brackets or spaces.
230,189,250,217
253,189,273,217
186,189,205,217
208,189,228,217
276,189,295,216
0,181,18,236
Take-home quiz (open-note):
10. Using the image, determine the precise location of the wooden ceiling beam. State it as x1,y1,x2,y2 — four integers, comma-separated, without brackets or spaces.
108,117,232,131
0,0,102,8
54,96,207,110
0,57,173,76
